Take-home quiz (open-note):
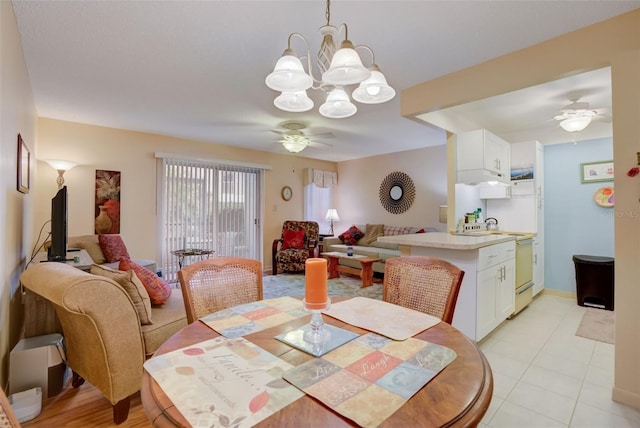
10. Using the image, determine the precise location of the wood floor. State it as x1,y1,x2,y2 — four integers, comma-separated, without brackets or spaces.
22,380,152,427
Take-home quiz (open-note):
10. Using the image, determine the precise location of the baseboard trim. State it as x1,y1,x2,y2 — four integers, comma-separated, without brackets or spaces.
613,386,640,410
541,289,576,299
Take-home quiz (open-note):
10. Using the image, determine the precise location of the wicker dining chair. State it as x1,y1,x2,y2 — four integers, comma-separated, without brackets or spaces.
383,256,465,324
178,257,263,324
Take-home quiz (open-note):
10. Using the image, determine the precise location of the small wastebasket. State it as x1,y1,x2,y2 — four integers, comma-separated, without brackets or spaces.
9,333,68,399
573,255,614,311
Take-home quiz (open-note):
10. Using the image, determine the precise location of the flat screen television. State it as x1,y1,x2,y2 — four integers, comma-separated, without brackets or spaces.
48,186,68,262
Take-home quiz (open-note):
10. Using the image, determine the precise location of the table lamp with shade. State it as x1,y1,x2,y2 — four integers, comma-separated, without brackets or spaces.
325,209,340,235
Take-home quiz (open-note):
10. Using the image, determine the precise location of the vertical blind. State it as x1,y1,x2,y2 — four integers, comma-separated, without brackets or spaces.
159,157,264,283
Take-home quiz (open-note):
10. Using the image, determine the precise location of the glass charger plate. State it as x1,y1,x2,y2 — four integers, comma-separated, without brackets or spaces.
276,324,359,357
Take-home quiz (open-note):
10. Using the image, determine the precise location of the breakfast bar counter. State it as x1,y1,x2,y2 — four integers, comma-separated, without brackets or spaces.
378,232,517,341
377,231,514,250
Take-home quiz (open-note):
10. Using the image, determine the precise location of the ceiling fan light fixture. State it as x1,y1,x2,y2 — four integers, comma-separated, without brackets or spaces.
265,50,313,92
281,134,309,153
352,65,396,104
274,91,314,112
560,116,592,132
319,87,357,119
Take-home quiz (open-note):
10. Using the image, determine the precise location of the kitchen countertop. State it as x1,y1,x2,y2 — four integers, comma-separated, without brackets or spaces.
377,232,516,250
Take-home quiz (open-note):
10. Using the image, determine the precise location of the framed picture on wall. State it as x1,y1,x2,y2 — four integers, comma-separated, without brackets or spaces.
17,134,30,194
581,160,614,183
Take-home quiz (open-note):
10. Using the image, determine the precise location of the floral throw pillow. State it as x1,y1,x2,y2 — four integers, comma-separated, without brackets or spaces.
338,225,364,245
98,234,131,263
281,229,305,250
119,258,172,305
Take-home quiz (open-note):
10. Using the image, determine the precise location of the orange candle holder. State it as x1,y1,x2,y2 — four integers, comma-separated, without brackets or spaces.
302,298,331,344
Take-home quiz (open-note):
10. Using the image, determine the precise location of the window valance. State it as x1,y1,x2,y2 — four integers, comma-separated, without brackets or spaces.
304,168,338,188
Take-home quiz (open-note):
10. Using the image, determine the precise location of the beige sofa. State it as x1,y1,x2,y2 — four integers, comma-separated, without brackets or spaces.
68,234,157,273
323,224,437,274
19,262,187,424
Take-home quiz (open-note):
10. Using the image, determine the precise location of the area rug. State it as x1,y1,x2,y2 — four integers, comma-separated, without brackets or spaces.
575,307,614,344
263,273,383,301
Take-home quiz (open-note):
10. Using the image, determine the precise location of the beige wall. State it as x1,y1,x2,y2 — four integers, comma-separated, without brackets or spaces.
335,145,448,231
35,118,336,272
0,1,37,387
402,9,640,409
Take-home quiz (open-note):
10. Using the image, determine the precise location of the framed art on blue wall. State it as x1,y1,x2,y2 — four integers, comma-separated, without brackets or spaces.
581,160,614,183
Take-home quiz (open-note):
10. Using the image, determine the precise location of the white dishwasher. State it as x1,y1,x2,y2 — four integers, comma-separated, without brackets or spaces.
513,237,534,315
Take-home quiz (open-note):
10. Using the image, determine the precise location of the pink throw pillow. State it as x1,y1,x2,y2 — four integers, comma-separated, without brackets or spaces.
119,258,172,305
281,229,305,250
98,234,131,263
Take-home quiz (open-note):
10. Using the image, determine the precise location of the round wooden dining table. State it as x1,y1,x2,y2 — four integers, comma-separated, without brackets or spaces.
141,297,493,427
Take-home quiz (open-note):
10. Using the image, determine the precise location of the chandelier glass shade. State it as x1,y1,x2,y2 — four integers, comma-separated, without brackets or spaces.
265,0,395,118
319,86,357,119
274,90,314,112
265,51,313,92
352,65,396,104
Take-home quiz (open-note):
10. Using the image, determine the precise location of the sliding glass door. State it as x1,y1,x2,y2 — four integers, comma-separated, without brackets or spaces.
159,158,263,283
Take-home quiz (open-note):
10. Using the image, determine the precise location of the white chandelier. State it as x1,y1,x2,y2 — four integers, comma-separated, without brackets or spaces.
265,0,395,119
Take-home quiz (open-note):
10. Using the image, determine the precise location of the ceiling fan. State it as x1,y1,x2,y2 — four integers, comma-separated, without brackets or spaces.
553,99,599,133
270,120,334,153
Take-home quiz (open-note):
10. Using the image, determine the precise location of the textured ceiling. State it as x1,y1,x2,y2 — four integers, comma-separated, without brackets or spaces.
12,1,640,161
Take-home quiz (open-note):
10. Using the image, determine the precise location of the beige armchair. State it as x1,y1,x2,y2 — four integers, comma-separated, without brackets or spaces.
20,262,187,424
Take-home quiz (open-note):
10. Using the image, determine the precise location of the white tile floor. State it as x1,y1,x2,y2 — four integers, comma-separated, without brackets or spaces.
478,293,640,428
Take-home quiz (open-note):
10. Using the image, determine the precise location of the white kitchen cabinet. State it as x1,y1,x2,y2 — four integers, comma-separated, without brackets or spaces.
533,237,544,295
476,268,498,339
456,129,511,184
476,241,516,340
498,257,516,319
393,234,517,341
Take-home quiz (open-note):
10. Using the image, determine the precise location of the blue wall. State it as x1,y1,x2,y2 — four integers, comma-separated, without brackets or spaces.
545,137,614,293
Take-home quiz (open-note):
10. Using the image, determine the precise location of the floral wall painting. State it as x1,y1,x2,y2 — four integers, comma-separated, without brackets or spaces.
95,170,121,234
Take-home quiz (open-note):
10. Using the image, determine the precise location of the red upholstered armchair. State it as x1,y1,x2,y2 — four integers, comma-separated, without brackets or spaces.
272,221,319,275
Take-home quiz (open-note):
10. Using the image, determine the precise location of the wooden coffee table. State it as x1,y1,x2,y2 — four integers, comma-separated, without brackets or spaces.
323,251,381,288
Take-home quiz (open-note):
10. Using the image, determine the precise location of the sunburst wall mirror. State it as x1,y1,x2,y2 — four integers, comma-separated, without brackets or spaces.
379,171,415,214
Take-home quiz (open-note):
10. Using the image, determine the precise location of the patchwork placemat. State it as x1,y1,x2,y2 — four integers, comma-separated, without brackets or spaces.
282,332,457,428
200,296,307,338
324,297,441,340
144,336,304,428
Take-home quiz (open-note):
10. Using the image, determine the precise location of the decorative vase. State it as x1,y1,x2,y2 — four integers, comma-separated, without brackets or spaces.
95,205,112,234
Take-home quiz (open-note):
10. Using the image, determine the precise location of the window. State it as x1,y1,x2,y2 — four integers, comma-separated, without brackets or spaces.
303,168,337,235
158,157,264,282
